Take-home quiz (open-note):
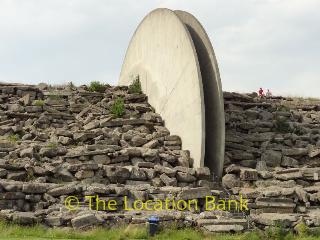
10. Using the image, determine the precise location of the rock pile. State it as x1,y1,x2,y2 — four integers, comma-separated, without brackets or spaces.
223,92,320,230
0,83,319,232
0,83,217,229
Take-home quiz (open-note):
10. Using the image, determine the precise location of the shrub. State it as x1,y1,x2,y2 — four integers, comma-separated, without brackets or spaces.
26,171,36,182
34,100,45,106
111,97,125,118
292,125,305,136
88,81,106,93
266,221,290,240
8,134,20,143
68,81,76,90
275,117,291,133
276,105,290,112
295,222,310,237
128,76,142,94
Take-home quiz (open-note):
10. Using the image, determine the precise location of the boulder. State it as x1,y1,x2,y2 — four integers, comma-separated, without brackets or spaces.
261,150,282,167
71,213,99,229
222,174,240,189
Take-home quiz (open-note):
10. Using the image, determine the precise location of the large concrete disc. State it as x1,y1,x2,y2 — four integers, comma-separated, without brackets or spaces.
119,8,206,169
175,10,225,179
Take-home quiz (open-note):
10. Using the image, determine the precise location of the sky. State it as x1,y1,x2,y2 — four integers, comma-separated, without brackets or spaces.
0,0,319,97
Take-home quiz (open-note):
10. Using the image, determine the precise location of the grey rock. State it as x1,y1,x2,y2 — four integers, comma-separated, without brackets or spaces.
251,213,298,227
282,148,308,156
92,154,111,164
203,224,244,232
281,156,299,167
20,147,34,158
222,174,240,189
45,216,63,227
261,150,282,167
39,147,58,158
71,213,98,229
177,187,211,200
154,165,176,177
240,169,258,181
22,183,48,194
159,153,176,164
160,173,177,186
104,166,130,183
47,185,76,197
0,168,8,178
143,139,159,148
195,167,211,179
12,212,38,225
130,167,147,180
176,172,196,183
7,172,27,181
58,136,72,145
75,170,94,180
83,120,99,130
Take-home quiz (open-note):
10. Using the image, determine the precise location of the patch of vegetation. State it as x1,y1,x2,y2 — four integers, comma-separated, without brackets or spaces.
292,125,305,136
275,116,291,133
88,81,107,93
7,134,20,143
46,142,58,149
33,100,45,106
111,97,125,118
68,81,76,90
276,105,291,112
295,222,310,237
128,76,142,94
0,221,320,240
266,222,290,240
26,170,36,182
47,93,62,100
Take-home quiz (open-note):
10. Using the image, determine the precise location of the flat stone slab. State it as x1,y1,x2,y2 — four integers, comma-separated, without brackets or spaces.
203,224,244,232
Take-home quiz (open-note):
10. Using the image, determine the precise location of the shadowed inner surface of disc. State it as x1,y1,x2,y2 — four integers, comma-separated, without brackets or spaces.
175,10,225,178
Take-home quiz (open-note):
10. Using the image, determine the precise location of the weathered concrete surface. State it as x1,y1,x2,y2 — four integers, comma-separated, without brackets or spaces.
119,8,226,177
119,8,205,170
175,10,225,179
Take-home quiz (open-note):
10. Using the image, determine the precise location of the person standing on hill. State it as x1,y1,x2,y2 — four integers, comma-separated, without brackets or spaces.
266,89,272,98
258,88,264,97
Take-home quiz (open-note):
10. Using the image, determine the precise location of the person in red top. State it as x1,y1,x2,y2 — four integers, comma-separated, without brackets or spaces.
258,88,264,97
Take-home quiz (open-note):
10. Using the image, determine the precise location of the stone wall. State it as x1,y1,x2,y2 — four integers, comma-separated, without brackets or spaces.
0,84,319,232
223,92,320,230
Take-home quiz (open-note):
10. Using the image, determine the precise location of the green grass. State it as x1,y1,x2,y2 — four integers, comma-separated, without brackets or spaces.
7,134,20,143
46,142,58,149
33,100,45,106
0,221,319,240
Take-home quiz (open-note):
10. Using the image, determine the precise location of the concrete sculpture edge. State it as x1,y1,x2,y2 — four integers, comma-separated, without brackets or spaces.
175,10,225,178
119,8,224,178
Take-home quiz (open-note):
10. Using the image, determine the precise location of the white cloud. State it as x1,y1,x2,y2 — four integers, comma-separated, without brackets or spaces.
0,0,319,97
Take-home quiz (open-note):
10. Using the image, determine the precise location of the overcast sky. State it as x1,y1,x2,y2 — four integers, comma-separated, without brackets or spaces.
0,0,319,97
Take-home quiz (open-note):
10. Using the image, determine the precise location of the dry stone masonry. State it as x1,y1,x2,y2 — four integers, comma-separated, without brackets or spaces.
0,83,319,233
223,92,320,230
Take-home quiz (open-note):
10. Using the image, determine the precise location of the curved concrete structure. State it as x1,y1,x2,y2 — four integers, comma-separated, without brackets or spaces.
175,10,225,179
119,8,225,178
